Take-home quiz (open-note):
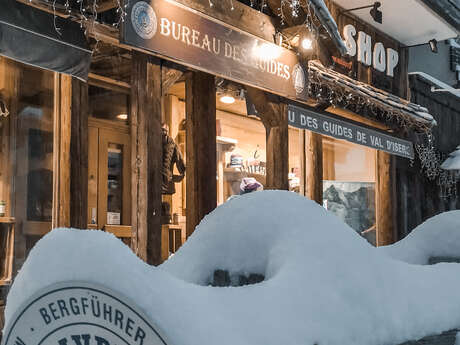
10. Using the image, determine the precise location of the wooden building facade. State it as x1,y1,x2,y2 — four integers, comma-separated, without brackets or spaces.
0,0,452,327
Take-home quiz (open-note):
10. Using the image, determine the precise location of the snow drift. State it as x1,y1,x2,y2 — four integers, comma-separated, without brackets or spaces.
4,191,460,345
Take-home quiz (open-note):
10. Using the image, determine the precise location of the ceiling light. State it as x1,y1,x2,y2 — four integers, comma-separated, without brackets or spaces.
220,95,235,104
117,114,128,120
301,38,313,50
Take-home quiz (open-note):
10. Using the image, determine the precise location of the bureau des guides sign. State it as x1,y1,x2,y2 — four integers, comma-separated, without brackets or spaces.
1,282,168,345
122,0,308,102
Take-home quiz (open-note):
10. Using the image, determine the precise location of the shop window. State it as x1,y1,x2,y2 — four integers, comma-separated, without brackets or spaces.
217,111,266,203
289,127,303,194
323,137,377,245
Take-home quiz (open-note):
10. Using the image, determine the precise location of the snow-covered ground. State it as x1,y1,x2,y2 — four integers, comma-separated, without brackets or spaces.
4,191,460,345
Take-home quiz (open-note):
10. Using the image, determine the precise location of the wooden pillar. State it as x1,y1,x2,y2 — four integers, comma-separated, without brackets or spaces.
376,150,394,246
185,71,216,238
52,74,71,229
305,131,323,204
245,87,289,190
70,78,88,229
131,52,163,265
265,106,289,190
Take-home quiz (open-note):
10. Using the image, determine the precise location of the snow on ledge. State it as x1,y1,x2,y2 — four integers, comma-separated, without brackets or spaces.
409,71,460,98
4,191,460,345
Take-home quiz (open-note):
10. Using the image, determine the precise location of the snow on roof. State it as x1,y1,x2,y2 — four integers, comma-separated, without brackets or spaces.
441,145,460,170
409,71,460,98
5,191,460,345
308,61,437,132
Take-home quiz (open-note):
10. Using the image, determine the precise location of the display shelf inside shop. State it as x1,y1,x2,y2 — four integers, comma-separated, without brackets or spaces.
0,217,15,224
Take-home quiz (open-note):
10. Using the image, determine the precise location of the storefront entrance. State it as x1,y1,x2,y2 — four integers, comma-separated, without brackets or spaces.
87,86,132,243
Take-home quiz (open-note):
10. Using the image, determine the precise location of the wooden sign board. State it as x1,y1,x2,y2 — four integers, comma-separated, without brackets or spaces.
1,282,168,345
288,104,414,159
121,0,309,102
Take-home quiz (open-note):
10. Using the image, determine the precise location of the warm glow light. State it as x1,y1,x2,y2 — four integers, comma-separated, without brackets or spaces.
301,38,313,50
117,114,128,120
220,95,235,104
253,42,282,60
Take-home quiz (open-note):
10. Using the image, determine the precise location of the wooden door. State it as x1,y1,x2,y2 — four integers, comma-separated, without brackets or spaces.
88,119,131,234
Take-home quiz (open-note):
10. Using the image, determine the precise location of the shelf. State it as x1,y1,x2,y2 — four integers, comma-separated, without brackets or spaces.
0,217,15,224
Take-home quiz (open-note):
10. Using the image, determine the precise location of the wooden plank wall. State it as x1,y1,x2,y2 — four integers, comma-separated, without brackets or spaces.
395,76,460,239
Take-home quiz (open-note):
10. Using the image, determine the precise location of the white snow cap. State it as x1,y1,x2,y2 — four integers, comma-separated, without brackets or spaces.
5,191,460,345
441,145,460,170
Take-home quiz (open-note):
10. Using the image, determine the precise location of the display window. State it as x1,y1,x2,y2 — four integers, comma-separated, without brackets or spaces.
0,57,55,272
217,110,266,204
323,136,376,245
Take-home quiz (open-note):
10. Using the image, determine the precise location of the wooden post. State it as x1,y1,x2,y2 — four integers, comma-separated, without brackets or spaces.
376,150,394,246
185,71,216,238
131,52,163,265
52,74,71,229
305,131,323,204
245,87,289,190
70,78,88,229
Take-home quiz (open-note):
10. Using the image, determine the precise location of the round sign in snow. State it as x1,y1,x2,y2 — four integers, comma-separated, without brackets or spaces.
292,64,306,95
131,1,157,39
1,282,168,345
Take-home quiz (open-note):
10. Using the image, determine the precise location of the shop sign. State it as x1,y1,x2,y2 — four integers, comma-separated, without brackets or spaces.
343,24,399,77
288,104,414,159
121,0,308,102
1,282,168,345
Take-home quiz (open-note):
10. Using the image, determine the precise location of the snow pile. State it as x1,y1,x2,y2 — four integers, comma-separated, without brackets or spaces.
380,210,460,265
441,145,460,170
5,191,460,345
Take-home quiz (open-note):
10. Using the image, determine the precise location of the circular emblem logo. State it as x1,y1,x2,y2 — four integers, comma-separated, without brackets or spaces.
2,282,168,345
131,1,157,39
292,64,306,95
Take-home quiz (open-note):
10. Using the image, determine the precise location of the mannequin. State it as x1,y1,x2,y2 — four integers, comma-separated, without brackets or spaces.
161,123,185,224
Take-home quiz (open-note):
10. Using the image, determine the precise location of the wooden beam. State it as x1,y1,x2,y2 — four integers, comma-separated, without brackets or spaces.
88,73,131,94
304,131,323,204
131,52,163,265
376,151,394,246
70,78,89,229
97,0,118,12
185,71,217,238
52,74,72,228
245,87,289,190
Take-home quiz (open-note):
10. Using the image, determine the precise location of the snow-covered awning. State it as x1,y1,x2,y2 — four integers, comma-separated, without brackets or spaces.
0,0,92,81
307,60,437,133
441,145,460,170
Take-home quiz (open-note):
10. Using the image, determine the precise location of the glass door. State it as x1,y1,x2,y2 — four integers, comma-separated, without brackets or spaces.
88,123,131,234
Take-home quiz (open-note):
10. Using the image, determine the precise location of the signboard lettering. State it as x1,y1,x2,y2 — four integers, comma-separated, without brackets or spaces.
288,104,414,159
122,0,308,102
1,282,168,345
343,24,399,77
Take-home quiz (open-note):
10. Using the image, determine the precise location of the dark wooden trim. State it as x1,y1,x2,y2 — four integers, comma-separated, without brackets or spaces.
70,78,89,229
376,150,394,246
185,71,217,238
305,131,323,204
